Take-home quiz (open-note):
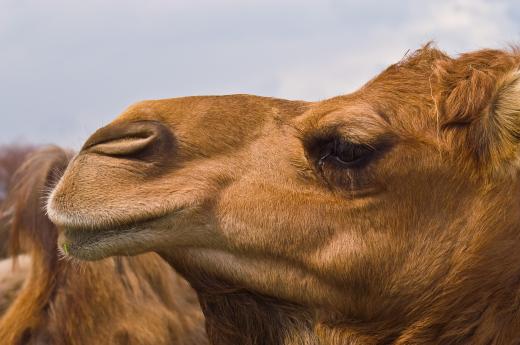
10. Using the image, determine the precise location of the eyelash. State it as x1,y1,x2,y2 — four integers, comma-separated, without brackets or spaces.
317,138,375,170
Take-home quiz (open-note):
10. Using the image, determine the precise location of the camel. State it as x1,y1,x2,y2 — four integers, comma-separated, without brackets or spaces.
0,255,29,316
0,144,35,258
0,145,35,316
0,145,35,204
47,45,520,344
0,146,208,345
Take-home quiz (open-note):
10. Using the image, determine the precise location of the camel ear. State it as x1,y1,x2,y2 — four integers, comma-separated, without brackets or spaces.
490,72,520,160
434,50,520,168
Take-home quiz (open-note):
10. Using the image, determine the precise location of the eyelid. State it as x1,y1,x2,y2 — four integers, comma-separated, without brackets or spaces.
303,120,387,146
303,131,395,173
329,140,376,168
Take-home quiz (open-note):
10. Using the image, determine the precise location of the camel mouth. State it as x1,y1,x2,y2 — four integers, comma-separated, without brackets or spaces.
58,218,160,261
52,205,191,261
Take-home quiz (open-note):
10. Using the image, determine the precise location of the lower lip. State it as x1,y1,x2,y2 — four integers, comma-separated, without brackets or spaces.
59,227,105,253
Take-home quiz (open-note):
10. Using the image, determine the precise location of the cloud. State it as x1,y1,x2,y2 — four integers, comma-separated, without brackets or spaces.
1,0,519,146
276,0,520,100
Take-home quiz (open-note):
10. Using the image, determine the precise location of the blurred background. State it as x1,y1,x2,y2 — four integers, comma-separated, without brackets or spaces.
1,0,520,148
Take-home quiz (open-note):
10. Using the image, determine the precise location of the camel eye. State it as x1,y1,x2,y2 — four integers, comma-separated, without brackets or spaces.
319,138,374,169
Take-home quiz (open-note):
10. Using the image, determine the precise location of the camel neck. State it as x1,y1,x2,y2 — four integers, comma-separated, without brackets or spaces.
160,225,520,345
197,287,317,345
195,287,520,345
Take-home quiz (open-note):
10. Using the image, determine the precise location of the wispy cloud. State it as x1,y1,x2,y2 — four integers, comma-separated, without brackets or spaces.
277,0,519,99
1,0,519,146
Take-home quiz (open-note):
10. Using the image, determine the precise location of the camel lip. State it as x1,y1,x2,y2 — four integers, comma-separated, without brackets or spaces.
58,224,146,259
57,214,169,260
55,207,187,260
62,224,140,246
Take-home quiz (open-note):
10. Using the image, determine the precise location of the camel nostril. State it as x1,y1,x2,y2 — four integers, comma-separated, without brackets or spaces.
81,120,175,161
88,135,155,156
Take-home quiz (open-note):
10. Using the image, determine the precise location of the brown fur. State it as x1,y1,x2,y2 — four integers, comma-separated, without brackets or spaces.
0,146,208,345
48,45,520,344
0,145,35,258
0,255,30,316
0,145,36,317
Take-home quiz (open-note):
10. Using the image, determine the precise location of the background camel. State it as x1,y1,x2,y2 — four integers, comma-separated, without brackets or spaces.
0,146,208,345
48,45,520,344
0,145,36,316
0,144,35,258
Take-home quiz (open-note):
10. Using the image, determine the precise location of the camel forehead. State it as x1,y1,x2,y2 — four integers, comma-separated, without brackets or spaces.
115,95,305,121
114,97,222,124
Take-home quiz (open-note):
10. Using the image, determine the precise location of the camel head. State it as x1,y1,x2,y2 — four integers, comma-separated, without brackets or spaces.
48,46,520,343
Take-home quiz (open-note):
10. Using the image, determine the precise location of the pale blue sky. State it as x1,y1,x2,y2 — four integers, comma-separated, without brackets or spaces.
1,0,520,147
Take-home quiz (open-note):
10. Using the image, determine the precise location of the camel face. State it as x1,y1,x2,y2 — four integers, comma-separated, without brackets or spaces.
48,47,520,315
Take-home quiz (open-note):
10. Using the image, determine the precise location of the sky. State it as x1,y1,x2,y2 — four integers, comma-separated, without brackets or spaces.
1,0,520,148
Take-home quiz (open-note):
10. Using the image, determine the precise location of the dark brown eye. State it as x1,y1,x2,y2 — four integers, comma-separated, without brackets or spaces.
319,138,374,168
